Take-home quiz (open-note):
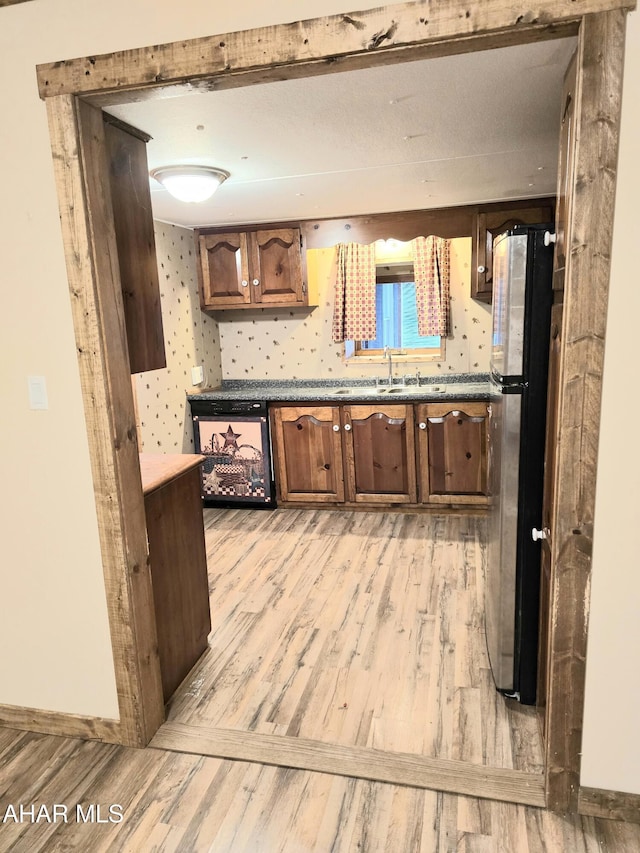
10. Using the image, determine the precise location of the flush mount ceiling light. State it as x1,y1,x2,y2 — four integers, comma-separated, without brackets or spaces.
150,165,230,203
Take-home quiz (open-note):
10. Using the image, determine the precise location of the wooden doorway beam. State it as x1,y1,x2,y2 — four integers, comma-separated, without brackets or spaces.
45,95,164,747
36,1,634,104
543,9,627,812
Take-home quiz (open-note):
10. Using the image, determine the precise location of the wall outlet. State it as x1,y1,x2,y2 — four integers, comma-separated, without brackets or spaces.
191,365,204,385
28,375,49,410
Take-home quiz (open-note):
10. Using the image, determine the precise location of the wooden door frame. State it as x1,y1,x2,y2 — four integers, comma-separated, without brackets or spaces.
35,0,633,811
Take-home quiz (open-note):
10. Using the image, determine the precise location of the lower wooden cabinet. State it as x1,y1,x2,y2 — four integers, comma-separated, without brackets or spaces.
271,405,345,502
272,400,487,509
416,402,489,505
343,404,416,503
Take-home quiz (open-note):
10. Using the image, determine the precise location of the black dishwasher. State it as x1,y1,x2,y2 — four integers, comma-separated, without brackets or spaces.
190,399,275,508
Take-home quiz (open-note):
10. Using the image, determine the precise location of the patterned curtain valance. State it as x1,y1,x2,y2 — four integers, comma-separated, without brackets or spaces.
331,242,377,343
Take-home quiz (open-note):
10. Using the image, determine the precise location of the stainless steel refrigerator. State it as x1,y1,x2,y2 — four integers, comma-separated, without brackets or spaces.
485,224,554,704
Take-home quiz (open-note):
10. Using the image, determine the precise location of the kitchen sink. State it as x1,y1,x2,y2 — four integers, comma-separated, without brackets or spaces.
333,384,447,395
334,386,408,395
334,387,379,395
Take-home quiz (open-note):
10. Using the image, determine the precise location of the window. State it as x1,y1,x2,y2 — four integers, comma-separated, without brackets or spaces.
346,263,444,361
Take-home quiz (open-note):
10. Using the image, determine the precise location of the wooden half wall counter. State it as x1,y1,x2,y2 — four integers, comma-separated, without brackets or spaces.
140,454,211,703
32,0,636,817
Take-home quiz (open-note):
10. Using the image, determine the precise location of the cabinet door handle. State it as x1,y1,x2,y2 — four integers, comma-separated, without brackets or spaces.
241,280,249,287
418,422,427,430
252,278,260,286
332,424,340,432
344,423,352,431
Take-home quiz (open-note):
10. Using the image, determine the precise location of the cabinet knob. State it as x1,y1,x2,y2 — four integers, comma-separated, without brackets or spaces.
532,527,549,541
241,279,249,287
252,278,260,286
418,422,427,430
477,265,486,274
344,423,352,431
544,231,557,247
332,424,340,432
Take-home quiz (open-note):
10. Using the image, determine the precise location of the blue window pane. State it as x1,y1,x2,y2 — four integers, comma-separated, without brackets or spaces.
360,282,439,350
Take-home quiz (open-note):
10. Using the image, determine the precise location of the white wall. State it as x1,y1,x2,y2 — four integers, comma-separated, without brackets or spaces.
0,0,389,720
0,0,637,796
581,9,640,797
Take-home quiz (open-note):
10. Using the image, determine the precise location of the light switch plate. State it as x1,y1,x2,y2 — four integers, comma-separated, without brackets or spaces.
28,375,49,410
191,365,204,385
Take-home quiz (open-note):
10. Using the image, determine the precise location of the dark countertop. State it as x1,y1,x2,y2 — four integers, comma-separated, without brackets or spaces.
187,374,491,404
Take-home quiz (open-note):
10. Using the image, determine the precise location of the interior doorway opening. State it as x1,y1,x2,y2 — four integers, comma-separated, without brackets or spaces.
37,3,629,813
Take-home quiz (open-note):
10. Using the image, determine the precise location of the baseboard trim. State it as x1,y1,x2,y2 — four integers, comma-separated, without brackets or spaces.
578,786,640,823
275,501,489,515
0,703,121,743
151,721,546,807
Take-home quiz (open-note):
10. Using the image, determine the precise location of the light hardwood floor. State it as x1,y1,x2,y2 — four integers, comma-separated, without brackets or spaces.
2,509,638,849
165,509,542,774
1,727,639,852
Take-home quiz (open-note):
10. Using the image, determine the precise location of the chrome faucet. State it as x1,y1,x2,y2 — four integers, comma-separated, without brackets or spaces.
384,345,393,386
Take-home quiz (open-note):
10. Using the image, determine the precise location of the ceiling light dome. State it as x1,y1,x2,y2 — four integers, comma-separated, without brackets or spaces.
150,165,230,203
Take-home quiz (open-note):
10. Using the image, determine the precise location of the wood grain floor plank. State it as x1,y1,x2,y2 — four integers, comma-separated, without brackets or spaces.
311,773,362,853
0,730,638,852
168,508,544,779
457,793,493,836
174,759,252,853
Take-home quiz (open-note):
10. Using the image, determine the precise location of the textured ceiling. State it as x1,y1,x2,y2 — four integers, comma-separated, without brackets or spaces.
109,37,576,229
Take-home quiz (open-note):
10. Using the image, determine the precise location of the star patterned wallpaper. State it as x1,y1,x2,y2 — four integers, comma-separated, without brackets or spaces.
133,222,222,452
217,238,492,380
133,229,491,455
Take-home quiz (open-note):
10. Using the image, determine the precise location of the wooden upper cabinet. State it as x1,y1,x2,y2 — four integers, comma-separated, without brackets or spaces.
250,229,304,304
271,405,344,502
471,199,556,302
197,225,306,310
104,115,166,374
416,402,489,504
343,404,416,504
198,232,251,307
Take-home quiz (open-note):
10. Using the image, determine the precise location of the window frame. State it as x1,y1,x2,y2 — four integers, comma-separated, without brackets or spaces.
345,258,446,363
